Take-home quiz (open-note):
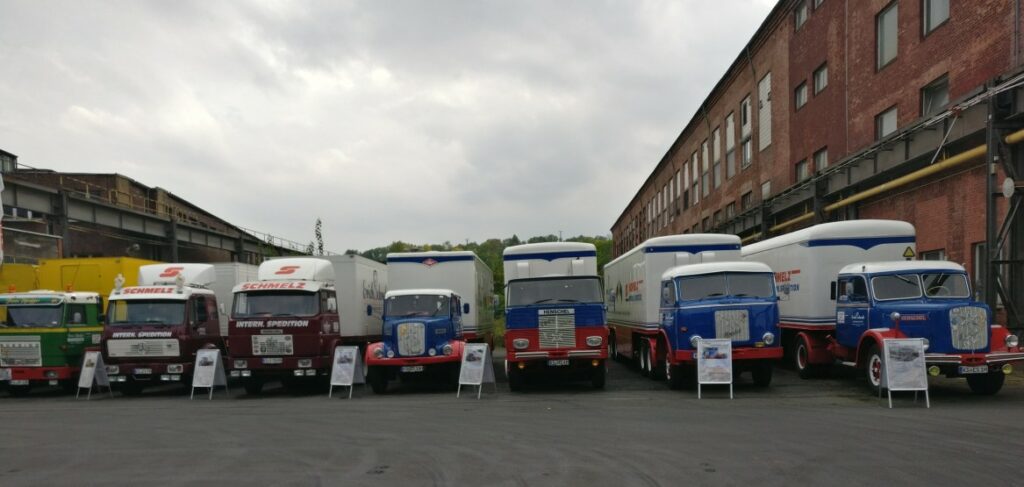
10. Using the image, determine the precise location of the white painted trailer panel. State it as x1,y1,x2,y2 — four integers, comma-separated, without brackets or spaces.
325,254,387,339
386,251,494,338
211,263,258,336
502,242,597,284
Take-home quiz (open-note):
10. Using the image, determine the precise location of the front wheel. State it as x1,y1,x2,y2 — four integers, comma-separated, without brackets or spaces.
751,362,773,387
608,334,617,361
794,338,818,379
507,364,524,392
966,372,1005,395
591,363,606,389
367,367,388,394
120,379,144,397
8,384,31,397
865,344,884,394
665,356,685,390
243,378,264,395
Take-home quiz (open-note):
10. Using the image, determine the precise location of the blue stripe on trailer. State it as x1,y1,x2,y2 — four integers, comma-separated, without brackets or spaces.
386,255,474,263
503,251,597,262
803,236,915,250
643,244,741,254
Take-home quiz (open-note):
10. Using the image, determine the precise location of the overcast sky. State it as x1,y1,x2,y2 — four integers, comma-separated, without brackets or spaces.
0,0,776,252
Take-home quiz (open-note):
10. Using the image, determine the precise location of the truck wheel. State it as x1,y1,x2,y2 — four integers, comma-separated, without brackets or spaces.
368,367,388,394
966,372,1005,395
8,384,31,397
638,341,650,377
665,357,685,390
752,362,773,387
866,344,884,394
650,340,666,381
120,380,144,397
794,339,816,379
507,365,524,392
243,379,264,395
590,363,606,389
608,334,617,361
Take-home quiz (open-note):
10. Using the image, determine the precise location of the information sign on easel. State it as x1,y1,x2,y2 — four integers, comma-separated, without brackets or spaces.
881,338,929,408
76,351,112,400
457,343,495,399
329,346,365,399
190,349,228,400
697,339,733,399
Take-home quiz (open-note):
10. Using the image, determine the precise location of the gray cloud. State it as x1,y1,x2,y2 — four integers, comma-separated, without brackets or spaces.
0,0,775,251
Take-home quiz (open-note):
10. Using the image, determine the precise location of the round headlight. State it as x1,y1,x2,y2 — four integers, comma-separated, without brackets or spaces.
513,338,529,350
386,350,395,358
762,332,775,346
428,348,437,357
373,348,384,359
689,335,702,348
1007,334,1019,348
442,344,454,356
586,336,602,347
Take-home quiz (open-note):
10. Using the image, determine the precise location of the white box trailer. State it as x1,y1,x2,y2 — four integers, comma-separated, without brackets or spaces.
741,219,916,331
385,251,495,343
604,234,742,328
322,254,387,339
502,242,597,283
210,263,259,336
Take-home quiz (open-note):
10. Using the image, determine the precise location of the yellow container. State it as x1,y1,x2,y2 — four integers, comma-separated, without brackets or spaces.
0,263,40,294
37,257,162,306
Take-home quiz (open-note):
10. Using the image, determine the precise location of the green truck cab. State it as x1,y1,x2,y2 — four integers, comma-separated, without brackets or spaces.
0,291,104,396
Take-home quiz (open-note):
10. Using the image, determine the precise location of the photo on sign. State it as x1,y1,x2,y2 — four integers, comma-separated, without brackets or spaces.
336,353,353,365
702,346,727,360
466,349,483,363
198,355,215,367
890,344,920,362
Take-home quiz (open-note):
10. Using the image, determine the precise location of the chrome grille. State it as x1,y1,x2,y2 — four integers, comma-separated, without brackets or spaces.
397,322,425,356
714,310,750,341
106,339,181,358
0,337,42,367
950,306,987,350
538,309,576,349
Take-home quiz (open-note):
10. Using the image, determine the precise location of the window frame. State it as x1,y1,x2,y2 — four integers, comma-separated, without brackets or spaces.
920,74,949,117
794,81,808,110
813,147,828,172
876,1,899,71
795,159,810,182
813,63,828,95
795,1,808,30
876,105,898,140
922,0,949,37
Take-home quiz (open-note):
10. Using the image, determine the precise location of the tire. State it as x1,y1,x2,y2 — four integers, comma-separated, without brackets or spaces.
794,338,816,380
638,340,650,377
8,384,31,397
243,378,264,395
590,362,606,389
120,380,144,397
608,334,617,361
507,364,524,392
966,372,1005,395
865,344,884,394
752,362,773,387
665,356,685,390
367,367,388,394
650,341,666,381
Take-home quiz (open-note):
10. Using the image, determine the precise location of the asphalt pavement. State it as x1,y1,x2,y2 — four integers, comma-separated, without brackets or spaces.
2,352,1023,486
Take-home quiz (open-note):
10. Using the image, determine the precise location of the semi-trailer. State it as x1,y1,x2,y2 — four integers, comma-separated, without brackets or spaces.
502,242,607,390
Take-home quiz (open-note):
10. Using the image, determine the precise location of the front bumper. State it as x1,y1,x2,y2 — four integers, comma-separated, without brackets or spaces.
673,345,783,363
229,355,329,378
925,351,1024,365
507,348,607,362
1,366,75,382
365,354,460,367
105,361,192,383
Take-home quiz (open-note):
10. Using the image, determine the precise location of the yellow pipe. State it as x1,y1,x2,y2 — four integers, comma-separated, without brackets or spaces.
1006,127,1024,145
741,234,760,244
769,212,813,233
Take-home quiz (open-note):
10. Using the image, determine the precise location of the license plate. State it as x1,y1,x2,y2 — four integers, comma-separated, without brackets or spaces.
959,365,988,375
10,379,29,385
400,366,424,373
133,368,152,375
262,357,283,365
547,359,570,367
0,368,10,381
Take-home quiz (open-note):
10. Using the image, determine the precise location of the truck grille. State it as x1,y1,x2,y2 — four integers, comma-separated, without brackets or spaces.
950,306,987,350
251,335,294,356
538,309,576,349
107,339,180,358
0,337,42,367
714,310,750,341
397,322,425,356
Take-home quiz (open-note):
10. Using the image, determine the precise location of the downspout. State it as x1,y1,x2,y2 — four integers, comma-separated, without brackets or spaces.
844,0,851,154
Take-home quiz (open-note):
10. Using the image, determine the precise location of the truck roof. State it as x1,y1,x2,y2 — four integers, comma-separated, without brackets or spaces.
387,250,477,262
0,291,101,304
662,261,773,280
606,233,740,268
257,258,336,283
111,286,214,301
742,220,915,256
385,288,458,299
839,261,966,275
503,242,596,259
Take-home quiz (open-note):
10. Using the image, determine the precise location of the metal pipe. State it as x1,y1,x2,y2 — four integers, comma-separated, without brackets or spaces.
1006,127,1024,145
769,212,813,233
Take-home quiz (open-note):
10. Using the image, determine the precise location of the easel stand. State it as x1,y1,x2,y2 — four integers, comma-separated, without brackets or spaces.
328,346,365,399
457,344,496,399
697,382,734,400
76,351,112,400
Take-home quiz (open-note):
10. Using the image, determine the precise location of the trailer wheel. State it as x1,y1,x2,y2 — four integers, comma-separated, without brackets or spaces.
794,338,816,379
638,340,651,377
866,344,884,394
243,378,264,395
367,367,388,394
966,372,1005,395
7,384,31,397
752,362,773,387
590,362,606,389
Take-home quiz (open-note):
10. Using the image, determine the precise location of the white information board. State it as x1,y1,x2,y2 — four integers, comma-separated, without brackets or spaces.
882,338,929,408
76,351,111,400
457,343,495,399
190,349,228,400
329,346,365,399
697,339,733,399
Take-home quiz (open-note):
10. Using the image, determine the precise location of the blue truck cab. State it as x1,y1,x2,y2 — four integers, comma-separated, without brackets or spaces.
365,289,466,393
832,261,1022,395
660,262,782,389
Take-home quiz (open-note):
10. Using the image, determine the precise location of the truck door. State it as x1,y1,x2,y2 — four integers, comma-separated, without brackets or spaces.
660,280,676,344
64,303,94,360
835,276,869,348
188,295,212,355
452,295,463,337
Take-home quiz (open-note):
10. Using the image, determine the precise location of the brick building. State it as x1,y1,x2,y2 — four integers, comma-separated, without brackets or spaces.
610,0,1024,327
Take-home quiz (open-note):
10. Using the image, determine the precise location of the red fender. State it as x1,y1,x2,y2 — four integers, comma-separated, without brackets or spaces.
854,329,899,367
990,326,1017,353
797,331,833,366
365,341,384,364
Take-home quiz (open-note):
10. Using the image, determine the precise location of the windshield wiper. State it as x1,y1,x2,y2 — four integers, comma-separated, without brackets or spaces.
556,299,581,303
144,319,166,324
272,313,296,317
894,274,916,285
705,292,725,298
533,299,555,304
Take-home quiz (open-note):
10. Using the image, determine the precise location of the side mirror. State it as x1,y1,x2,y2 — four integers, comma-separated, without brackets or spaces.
327,297,338,312
72,312,83,323
366,304,373,317
829,282,837,301
463,303,470,314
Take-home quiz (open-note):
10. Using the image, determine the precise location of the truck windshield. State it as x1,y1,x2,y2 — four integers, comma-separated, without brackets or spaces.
107,300,185,326
232,291,319,318
678,273,775,300
507,277,602,306
921,273,970,298
385,294,450,318
871,274,923,301
2,306,63,328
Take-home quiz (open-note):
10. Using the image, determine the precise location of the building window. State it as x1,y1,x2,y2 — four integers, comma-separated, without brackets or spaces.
740,96,753,168
795,160,810,182
794,82,808,110
813,147,828,172
923,0,949,35
713,211,722,227
795,1,808,29
712,127,722,189
814,0,824,8
701,140,710,197
920,249,946,261
725,113,736,179
758,73,772,150
813,63,828,94
877,2,898,69
702,217,710,232
692,152,700,205
741,138,753,168
726,203,736,220
876,106,898,139
741,191,753,210
761,180,772,200
921,74,949,117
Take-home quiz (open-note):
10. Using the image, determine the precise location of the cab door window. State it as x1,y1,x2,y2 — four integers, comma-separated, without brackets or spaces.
66,304,87,325
838,277,868,303
661,281,676,307
192,296,209,325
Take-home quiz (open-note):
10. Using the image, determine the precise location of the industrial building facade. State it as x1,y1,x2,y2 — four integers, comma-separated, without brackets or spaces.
610,0,1024,328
